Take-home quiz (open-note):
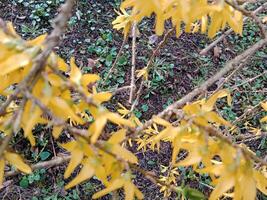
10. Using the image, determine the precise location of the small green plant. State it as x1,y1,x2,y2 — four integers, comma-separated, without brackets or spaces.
20,169,46,189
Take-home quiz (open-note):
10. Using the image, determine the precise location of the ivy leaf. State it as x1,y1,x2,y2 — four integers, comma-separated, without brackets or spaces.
19,177,29,189
141,104,148,112
118,55,127,66
40,151,51,161
105,54,113,67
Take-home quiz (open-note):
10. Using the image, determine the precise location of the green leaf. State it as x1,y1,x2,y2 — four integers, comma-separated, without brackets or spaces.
20,177,29,188
28,174,35,184
117,77,125,84
105,54,113,67
118,56,127,66
40,151,51,161
34,173,41,181
183,186,206,200
147,160,156,165
134,110,142,118
141,104,149,112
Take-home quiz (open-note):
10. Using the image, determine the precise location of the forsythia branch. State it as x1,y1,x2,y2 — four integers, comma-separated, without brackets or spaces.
0,0,75,116
225,0,267,38
130,28,175,112
133,37,267,135
129,22,137,104
200,2,267,55
200,125,267,166
5,155,71,177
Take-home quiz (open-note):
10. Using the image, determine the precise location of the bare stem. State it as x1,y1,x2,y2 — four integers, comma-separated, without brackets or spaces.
130,28,175,112
129,22,138,104
5,155,71,177
103,36,128,84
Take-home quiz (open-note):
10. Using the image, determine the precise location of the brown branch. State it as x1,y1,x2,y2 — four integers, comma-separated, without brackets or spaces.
146,28,175,73
134,37,267,134
8,86,185,196
130,81,144,112
231,70,267,90
129,22,138,104
200,2,267,55
5,155,71,177
236,133,267,144
0,0,75,161
5,150,182,197
112,85,131,95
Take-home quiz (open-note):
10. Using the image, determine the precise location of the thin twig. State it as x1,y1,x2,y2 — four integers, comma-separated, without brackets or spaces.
112,85,131,95
130,164,182,194
231,100,265,126
130,81,144,112
212,62,246,95
231,70,267,90
130,28,175,112
103,36,128,84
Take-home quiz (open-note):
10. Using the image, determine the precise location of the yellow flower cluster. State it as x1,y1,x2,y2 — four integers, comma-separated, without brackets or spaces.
113,0,243,38
0,23,142,199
